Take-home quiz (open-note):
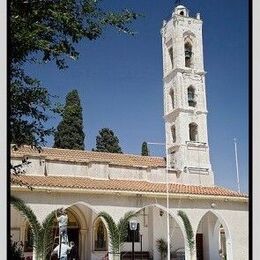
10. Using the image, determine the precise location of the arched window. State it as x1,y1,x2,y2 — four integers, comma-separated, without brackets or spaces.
184,42,192,67
189,123,198,141
168,47,174,68
171,125,176,143
187,86,196,107
169,89,175,110
94,219,108,251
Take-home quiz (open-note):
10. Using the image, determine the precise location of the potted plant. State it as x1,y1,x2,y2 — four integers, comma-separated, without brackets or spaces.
156,238,167,260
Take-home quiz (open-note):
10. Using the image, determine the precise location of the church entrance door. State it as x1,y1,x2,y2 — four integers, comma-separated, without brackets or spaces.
196,233,204,260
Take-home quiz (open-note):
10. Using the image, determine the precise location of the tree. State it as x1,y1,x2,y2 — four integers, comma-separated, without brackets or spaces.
178,210,195,257
53,89,85,150
98,211,137,259
94,128,122,153
141,141,149,156
10,0,140,146
10,196,57,260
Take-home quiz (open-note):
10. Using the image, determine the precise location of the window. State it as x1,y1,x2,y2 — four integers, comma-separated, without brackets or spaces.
184,42,192,67
189,123,198,141
169,89,175,110
168,47,174,68
187,86,196,107
170,151,176,168
94,219,108,251
125,223,140,242
171,125,176,143
180,11,184,16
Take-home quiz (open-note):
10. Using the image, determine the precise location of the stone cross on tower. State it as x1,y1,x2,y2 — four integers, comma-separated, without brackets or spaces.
161,5,214,186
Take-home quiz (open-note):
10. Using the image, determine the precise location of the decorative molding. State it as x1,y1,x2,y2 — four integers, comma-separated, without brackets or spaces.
186,141,208,148
187,167,209,175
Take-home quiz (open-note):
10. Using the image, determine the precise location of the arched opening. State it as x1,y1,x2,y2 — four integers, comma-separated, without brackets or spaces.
24,223,33,253
93,218,108,251
52,209,80,244
50,208,80,259
180,11,184,16
171,125,176,143
184,42,192,67
168,47,174,68
189,123,198,141
169,88,175,110
188,86,196,107
196,211,231,260
132,204,186,260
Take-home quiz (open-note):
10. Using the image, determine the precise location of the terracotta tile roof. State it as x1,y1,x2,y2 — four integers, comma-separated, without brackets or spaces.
11,146,166,168
11,175,247,198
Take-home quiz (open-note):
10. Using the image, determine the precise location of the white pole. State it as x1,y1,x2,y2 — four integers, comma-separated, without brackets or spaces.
147,142,170,260
165,147,170,260
234,138,241,193
162,22,170,260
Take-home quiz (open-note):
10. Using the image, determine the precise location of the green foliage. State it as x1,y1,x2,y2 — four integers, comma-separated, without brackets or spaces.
10,69,55,146
178,210,194,252
98,211,136,254
94,128,122,153
11,196,56,260
10,0,139,67
10,0,140,146
53,89,85,150
141,141,149,156
10,237,24,260
156,238,167,260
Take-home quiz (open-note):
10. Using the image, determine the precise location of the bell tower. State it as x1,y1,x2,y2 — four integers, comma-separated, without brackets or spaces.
161,5,214,185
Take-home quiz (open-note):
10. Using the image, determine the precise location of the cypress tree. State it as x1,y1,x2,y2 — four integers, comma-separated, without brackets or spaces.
53,90,85,150
141,141,149,156
94,128,122,153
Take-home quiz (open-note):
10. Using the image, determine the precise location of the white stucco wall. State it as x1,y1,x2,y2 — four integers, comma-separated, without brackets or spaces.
11,188,248,260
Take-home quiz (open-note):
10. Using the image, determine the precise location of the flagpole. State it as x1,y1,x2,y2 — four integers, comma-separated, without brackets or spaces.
234,138,241,193
147,142,170,260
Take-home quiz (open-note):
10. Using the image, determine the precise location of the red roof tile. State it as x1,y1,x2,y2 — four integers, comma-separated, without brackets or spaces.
11,175,247,198
11,146,166,168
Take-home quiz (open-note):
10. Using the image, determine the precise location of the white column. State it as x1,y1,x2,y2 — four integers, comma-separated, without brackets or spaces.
80,229,87,260
226,238,233,260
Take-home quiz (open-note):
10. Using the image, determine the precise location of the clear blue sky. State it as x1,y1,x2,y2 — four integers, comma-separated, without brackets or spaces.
24,0,248,192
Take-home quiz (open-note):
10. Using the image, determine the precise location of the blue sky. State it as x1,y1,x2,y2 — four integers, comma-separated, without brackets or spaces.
24,0,248,192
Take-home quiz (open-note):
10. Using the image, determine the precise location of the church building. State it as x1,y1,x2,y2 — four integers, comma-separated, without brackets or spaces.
11,4,248,260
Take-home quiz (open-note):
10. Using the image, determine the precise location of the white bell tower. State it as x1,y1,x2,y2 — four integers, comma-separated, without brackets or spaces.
161,5,214,185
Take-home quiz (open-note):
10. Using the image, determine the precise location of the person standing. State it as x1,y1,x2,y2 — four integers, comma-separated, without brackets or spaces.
56,208,69,244
68,241,79,260
51,240,71,260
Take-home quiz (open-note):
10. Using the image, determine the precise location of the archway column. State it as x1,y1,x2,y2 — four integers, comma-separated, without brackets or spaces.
183,234,196,260
80,229,87,259
226,237,233,260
